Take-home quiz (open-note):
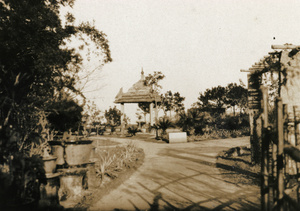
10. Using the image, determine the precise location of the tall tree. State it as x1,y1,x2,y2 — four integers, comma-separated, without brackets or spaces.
161,90,174,116
197,86,227,113
173,92,185,115
104,106,122,129
161,90,185,118
144,71,165,122
0,0,112,149
226,83,248,115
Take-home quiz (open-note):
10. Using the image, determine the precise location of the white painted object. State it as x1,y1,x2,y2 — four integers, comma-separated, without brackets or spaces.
168,132,187,143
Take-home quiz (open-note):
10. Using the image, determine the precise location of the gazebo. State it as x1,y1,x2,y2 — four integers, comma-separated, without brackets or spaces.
114,69,161,136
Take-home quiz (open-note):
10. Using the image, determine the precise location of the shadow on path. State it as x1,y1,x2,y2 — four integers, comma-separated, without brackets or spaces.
124,146,261,210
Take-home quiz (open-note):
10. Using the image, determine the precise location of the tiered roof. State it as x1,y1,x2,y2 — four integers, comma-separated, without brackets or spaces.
114,70,161,103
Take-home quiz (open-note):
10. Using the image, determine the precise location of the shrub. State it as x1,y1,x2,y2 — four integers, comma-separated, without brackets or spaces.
156,117,175,136
177,110,212,135
188,127,250,142
127,126,141,136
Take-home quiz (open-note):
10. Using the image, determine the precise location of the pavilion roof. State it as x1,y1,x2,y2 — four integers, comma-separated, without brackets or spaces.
114,70,161,104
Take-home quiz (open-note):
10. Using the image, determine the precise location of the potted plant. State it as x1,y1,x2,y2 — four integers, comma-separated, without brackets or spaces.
29,140,57,175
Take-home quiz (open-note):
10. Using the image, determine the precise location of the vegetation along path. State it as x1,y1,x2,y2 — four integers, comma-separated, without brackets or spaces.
90,136,260,211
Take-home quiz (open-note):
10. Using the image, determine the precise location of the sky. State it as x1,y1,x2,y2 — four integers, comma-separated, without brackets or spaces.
63,0,300,122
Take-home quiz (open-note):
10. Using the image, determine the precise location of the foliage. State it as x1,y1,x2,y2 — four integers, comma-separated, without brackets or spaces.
47,96,83,132
226,83,248,115
161,91,174,114
95,142,143,181
127,126,141,136
83,100,103,127
0,0,111,205
0,153,46,206
196,83,247,115
144,71,165,94
0,0,111,148
198,86,227,113
177,109,213,135
138,102,150,115
96,150,116,180
161,90,185,117
144,71,165,121
173,92,185,114
188,127,250,142
177,106,249,136
150,124,161,140
214,113,249,130
156,116,175,136
104,106,122,128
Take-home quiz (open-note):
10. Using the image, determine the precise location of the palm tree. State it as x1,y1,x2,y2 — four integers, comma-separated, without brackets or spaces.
157,117,175,136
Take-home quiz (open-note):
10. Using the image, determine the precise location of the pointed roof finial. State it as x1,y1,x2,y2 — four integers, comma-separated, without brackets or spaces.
141,67,145,80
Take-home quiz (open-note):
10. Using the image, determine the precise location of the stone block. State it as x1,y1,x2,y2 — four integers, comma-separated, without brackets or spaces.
168,132,187,143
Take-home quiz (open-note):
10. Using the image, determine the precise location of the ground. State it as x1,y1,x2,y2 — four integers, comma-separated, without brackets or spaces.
80,135,260,211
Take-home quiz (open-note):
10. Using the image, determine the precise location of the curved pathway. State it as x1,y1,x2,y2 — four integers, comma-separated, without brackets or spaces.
90,136,260,211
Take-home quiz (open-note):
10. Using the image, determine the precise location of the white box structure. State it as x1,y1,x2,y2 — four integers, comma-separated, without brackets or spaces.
168,132,187,143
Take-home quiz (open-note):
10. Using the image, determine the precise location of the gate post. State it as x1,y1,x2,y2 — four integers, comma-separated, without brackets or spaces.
261,86,269,211
276,97,284,211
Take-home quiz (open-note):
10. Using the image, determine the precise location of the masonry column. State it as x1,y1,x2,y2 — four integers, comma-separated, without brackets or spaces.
155,105,158,124
149,103,154,126
120,103,125,137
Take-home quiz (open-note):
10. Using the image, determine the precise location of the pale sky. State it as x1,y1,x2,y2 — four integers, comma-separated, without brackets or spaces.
64,0,300,122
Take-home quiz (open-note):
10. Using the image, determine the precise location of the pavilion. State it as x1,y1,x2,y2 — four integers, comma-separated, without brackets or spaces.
114,69,161,135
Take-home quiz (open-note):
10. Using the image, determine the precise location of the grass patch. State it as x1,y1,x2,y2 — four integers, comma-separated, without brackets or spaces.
216,146,260,186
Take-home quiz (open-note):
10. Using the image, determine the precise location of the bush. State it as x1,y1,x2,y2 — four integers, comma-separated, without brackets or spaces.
214,114,249,130
187,127,250,142
127,126,141,136
177,110,213,135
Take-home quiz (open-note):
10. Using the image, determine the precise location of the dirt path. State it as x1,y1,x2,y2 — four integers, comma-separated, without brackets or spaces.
89,137,260,211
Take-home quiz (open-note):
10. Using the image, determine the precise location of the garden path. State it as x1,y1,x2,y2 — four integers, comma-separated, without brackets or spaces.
90,136,260,211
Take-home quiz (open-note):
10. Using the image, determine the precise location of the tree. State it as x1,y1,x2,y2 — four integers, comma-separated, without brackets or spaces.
82,100,103,134
173,92,185,115
161,90,185,118
104,106,122,129
161,90,174,116
197,86,227,113
47,95,83,132
138,102,150,123
0,0,112,150
144,71,165,122
226,83,248,115
197,83,247,115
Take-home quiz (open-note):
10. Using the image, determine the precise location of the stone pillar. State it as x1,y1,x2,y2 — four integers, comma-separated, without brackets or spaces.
120,103,125,137
149,103,154,126
155,105,158,124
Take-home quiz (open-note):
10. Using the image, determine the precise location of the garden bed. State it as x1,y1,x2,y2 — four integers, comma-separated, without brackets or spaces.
72,141,145,209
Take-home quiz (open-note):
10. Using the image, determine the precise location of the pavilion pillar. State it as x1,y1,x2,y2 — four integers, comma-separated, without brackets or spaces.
155,105,158,124
149,103,154,126
120,103,125,137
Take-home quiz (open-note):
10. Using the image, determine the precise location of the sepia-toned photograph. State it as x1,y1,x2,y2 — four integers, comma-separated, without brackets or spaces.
1,0,300,210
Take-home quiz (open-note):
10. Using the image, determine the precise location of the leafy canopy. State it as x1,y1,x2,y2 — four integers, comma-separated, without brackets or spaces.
0,0,112,149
